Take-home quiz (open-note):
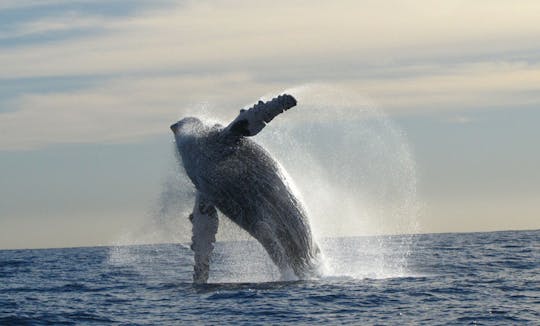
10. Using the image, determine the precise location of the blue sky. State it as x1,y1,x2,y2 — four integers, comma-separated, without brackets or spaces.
1,0,539,249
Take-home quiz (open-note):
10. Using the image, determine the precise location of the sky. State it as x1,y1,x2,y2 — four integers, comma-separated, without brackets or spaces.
1,0,539,249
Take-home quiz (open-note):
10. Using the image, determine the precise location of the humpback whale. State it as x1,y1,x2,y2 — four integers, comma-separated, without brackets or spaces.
171,95,321,283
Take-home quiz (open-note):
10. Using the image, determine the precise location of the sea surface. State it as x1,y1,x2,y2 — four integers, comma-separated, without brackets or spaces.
1,230,539,325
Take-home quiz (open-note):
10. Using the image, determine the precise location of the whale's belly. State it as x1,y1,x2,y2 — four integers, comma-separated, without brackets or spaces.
198,139,316,267
184,135,319,276
202,140,297,228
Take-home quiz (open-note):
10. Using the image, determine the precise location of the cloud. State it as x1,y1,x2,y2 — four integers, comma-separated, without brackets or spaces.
0,73,284,149
0,0,69,10
2,61,540,150
1,0,540,149
358,62,540,113
0,12,110,39
1,1,540,78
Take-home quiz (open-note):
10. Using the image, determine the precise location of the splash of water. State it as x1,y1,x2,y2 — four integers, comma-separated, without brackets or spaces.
260,84,420,279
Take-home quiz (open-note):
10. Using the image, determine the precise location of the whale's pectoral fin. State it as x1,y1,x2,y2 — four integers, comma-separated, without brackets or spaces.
224,94,297,138
190,193,219,284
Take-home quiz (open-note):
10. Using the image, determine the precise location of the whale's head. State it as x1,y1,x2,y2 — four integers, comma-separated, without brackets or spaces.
170,117,205,152
170,117,211,172
170,117,204,136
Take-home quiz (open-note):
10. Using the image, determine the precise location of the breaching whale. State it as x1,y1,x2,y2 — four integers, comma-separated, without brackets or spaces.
170,94,321,283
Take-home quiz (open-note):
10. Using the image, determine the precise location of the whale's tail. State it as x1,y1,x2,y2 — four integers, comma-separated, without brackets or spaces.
224,94,297,138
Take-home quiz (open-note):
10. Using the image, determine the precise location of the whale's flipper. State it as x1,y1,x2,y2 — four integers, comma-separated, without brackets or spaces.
190,193,219,284
224,94,297,138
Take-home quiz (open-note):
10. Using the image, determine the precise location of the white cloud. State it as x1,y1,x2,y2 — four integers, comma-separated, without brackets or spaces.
0,12,110,39
0,73,284,149
358,62,540,113
1,1,540,78
1,1,540,149
0,0,71,10
2,61,540,150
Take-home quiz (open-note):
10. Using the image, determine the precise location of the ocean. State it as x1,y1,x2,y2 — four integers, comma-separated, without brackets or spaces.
1,229,538,325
